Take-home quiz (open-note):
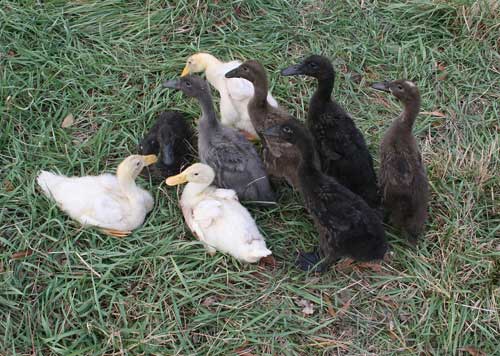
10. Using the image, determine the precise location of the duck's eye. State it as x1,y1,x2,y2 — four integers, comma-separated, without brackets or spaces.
282,126,293,134
194,173,199,176
243,66,248,72
136,161,141,167
397,85,403,90
185,81,192,87
309,62,318,69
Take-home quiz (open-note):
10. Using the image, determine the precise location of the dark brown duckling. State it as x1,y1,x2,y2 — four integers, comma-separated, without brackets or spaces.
138,111,194,183
281,55,380,209
263,119,387,272
371,80,429,243
225,60,318,188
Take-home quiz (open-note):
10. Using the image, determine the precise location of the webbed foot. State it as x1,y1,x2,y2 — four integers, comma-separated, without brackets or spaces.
101,228,131,238
239,130,260,142
296,251,328,273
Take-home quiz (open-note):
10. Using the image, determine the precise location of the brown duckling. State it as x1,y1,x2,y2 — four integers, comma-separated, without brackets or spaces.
263,119,387,272
225,60,318,188
281,55,380,209
371,80,429,243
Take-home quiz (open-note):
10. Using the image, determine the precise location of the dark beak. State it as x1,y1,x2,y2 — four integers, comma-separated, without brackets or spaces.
163,79,180,89
263,125,282,138
225,68,239,79
280,64,303,76
161,143,175,166
371,81,391,93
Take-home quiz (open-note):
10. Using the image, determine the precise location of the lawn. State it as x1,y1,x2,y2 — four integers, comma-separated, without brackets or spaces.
1,0,499,355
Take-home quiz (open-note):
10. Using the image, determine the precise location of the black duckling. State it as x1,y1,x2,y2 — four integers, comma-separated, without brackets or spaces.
371,80,429,243
263,119,387,272
138,111,193,183
163,75,276,204
281,55,380,209
225,60,318,189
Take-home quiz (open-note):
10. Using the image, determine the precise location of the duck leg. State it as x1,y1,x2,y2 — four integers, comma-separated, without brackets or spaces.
101,228,131,238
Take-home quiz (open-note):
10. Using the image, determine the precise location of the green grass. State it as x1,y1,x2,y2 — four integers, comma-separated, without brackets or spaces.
1,0,499,354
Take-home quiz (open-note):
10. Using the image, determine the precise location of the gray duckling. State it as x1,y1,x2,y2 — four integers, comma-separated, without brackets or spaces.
163,75,276,204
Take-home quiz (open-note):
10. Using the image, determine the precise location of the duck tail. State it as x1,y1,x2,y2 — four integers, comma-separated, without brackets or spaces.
36,171,61,198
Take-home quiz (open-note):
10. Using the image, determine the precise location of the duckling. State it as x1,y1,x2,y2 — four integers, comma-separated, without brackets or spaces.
163,75,275,203
166,163,272,263
225,60,317,188
263,120,387,272
138,111,193,182
180,52,278,140
281,55,380,209
371,80,429,243
37,154,158,237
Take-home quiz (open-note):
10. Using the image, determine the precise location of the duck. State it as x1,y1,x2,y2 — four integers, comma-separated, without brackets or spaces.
281,55,380,209
180,52,279,140
138,111,193,183
263,119,387,272
371,80,429,243
163,75,276,203
166,163,272,263
225,60,317,188
36,154,158,237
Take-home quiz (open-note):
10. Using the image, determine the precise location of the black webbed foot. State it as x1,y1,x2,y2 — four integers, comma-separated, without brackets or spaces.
296,251,328,273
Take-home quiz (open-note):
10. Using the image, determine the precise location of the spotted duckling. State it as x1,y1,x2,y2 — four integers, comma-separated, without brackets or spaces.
264,119,387,272
281,55,380,209
138,111,194,183
371,80,429,243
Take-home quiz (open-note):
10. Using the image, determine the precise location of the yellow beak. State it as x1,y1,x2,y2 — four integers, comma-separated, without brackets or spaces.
166,172,188,186
143,154,158,166
181,65,190,77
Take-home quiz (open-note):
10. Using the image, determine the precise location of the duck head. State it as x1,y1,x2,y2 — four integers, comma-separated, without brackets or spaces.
138,133,159,156
157,126,177,166
117,154,158,181
180,53,214,76
281,55,334,79
224,60,265,84
166,163,215,186
371,80,420,105
163,75,209,98
262,119,307,145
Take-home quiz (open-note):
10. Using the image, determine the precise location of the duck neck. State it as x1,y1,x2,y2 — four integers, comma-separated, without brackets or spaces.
203,55,223,87
117,173,139,202
313,73,334,102
181,181,211,205
250,72,269,108
196,89,219,130
296,135,319,177
399,97,421,131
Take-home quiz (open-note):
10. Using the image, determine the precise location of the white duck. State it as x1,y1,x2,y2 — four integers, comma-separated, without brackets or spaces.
166,163,272,263
36,154,158,237
180,52,278,140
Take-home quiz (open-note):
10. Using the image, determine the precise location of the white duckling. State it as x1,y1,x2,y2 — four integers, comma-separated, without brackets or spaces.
180,52,278,140
166,163,272,263
36,154,158,237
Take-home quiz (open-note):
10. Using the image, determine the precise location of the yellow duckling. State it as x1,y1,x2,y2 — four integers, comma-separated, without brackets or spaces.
166,163,272,263
37,154,157,237
181,52,278,140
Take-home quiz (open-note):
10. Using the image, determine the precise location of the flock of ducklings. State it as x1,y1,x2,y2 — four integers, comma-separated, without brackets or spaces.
37,53,429,272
